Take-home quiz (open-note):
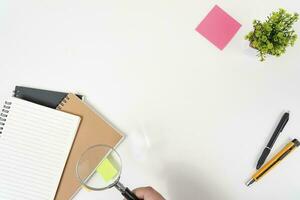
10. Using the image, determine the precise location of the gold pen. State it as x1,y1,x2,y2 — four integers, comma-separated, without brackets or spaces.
247,138,300,186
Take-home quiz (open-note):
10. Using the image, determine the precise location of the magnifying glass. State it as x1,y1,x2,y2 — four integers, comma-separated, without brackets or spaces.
76,144,140,200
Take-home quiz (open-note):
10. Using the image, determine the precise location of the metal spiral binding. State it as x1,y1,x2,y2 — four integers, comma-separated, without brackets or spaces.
57,95,70,110
0,101,12,135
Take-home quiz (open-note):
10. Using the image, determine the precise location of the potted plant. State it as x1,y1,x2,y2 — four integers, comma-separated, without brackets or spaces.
245,9,299,61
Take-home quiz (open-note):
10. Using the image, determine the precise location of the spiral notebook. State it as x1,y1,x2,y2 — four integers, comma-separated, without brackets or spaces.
0,97,81,200
55,94,124,200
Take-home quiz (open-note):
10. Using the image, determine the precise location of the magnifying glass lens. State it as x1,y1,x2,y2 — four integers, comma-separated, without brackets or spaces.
76,145,122,191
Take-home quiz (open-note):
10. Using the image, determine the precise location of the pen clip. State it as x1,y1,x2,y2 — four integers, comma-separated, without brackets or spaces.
278,148,293,161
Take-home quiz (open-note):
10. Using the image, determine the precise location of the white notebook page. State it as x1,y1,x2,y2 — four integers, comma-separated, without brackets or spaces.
0,97,81,200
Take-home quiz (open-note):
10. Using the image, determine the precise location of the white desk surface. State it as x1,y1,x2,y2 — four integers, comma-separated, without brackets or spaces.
1,0,300,199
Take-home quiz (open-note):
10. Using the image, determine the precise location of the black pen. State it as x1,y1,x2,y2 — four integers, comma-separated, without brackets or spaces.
256,112,289,169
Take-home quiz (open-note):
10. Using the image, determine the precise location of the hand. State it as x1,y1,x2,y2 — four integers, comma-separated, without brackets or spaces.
133,187,165,200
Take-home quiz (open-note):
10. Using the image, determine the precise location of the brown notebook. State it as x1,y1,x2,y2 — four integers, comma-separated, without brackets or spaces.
54,94,124,200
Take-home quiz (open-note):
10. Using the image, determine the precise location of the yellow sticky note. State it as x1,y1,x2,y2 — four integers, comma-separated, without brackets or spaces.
96,158,118,182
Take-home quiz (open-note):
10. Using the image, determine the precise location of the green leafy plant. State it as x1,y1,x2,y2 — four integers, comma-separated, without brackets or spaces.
245,9,299,61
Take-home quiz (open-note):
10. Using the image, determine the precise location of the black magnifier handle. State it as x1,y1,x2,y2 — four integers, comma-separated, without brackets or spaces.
122,188,140,200
115,182,140,200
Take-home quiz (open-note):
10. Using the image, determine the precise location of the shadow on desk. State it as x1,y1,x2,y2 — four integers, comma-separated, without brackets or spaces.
164,163,229,200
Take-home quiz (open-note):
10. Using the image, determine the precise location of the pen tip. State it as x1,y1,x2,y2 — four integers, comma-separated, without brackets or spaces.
246,179,255,187
256,164,261,170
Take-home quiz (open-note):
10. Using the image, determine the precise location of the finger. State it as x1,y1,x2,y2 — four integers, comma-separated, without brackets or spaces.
133,186,154,199
132,188,146,199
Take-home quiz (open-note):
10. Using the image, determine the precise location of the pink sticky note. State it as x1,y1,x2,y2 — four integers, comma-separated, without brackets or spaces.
195,5,241,50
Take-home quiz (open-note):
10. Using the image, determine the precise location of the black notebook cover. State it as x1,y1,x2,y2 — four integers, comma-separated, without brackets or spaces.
13,86,83,109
